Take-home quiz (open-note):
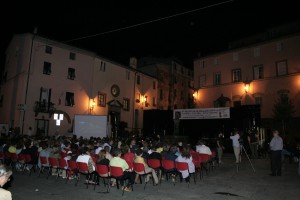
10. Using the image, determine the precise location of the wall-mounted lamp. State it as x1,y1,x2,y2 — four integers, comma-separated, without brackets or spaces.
54,113,64,126
89,99,96,114
136,94,148,107
244,81,251,94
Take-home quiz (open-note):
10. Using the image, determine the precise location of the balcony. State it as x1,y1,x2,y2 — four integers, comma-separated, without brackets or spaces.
34,101,56,117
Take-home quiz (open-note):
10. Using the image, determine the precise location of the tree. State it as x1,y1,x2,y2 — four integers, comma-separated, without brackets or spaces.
272,95,295,135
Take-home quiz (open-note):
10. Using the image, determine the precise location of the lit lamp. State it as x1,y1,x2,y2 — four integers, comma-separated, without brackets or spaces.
244,81,251,94
54,113,64,126
89,99,96,114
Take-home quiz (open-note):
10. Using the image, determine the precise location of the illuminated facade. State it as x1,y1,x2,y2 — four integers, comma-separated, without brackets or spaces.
137,57,194,110
0,33,157,136
193,33,300,134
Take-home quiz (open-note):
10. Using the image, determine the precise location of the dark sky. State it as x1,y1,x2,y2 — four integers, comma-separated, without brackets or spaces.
1,0,300,69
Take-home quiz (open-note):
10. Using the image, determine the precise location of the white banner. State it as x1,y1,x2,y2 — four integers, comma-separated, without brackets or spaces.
174,107,230,120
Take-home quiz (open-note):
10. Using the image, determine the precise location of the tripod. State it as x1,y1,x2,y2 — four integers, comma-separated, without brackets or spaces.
236,144,256,173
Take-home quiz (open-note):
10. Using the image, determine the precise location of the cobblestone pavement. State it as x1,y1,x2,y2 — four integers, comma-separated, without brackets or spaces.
6,154,300,200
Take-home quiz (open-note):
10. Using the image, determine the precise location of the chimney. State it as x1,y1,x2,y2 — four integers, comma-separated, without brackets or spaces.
129,57,137,69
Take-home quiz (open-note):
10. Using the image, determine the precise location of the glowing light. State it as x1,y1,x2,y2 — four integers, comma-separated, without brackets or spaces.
54,113,64,126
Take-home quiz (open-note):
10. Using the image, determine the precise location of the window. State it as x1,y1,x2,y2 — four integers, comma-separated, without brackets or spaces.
181,90,184,100
232,69,241,82
153,81,156,89
199,75,206,87
43,62,52,75
255,97,262,105
0,95,3,107
214,73,221,85
65,92,75,106
126,71,130,80
253,65,263,79
137,75,140,85
276,60,288,76
278,90,289,103
153,97,156,106
98,92,106,107
69,52,76,60
160,89,163,100
100,61,106,72
174,89,177,98
68,68,76,80
123,98,130,111
45,45,52,54
181,67,184,74
253,47,260,57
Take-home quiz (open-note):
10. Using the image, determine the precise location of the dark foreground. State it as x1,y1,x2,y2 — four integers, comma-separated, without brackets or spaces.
7,154,300,200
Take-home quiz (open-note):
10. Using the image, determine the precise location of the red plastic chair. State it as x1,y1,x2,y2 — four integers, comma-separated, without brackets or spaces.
39,156,49,177
147,159,162,181
199,153,211,174
58,158,69,182
24,154,34,175
109,166,133,196
133,162,154,189
76,162,92,188
67,160,78,184
48,157,60,179
175,161,196,187
191,152,203,179
161,159,176,184
94,164,110,192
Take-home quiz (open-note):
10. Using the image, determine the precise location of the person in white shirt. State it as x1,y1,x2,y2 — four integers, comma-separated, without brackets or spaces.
230,131,241,163
195,140,212,155
175,145,195,182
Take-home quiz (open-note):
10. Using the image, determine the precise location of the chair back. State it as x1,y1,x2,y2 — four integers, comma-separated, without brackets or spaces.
109,166,124,177
148,159,161,169
162,159,175,170
24,154,32,163
95,164,109,176
10,153,18,161
59,151,68,159
190,152,201,168
67,160,78,171
77,162,89,172
58,158,68,169
211,151,217,158
48,157,59,168
18,154,25,162
40,156,48,166
125,160,134,171
175,161,189,171
133,162,145,173
199,153,210,162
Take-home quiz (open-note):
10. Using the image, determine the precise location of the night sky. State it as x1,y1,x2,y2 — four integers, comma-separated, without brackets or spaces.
1,0,300,70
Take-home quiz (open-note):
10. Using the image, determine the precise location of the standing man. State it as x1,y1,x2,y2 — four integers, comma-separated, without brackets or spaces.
269,130,283,176
216,133,225,164
230,131,241,163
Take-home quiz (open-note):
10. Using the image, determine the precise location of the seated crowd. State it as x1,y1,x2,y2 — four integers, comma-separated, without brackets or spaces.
0,133,218,193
